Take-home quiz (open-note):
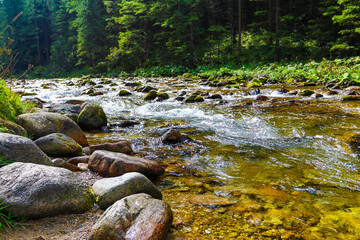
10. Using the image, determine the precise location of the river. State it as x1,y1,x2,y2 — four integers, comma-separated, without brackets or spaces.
11,77,360,239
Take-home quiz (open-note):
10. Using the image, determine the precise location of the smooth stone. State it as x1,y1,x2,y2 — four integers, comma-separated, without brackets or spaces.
92,172,162,210
89,193,173,240
16,112,88,146
83,141,133,155
88,150,164,179
0,133,53,166
0,162,94,219
34,133,83,157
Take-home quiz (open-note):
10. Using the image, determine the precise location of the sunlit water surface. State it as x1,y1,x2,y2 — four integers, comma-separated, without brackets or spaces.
12,77,360,239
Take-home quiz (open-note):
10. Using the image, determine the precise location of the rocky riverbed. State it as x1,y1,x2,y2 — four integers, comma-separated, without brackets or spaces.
1,77,360,239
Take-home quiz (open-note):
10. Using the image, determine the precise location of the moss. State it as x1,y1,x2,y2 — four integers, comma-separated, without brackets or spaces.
94,85,103,88
247,79,263,88
157,92,169,101
341,95,360,101
119,90,132,96
185,94,204,103
182,73,193,78
299,89,314,96
103,80,111,84
144,90,158,101
85,187,96,211
110,83,118,86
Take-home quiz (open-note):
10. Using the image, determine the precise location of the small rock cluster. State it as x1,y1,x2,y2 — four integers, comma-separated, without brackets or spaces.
0,101,174,239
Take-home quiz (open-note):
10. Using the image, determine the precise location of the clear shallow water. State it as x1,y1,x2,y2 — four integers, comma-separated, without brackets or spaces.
12,78,360,239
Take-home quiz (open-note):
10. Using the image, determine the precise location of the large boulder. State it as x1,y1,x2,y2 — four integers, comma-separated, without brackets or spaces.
34,133,83,157
92,172,162,210
77,103,107,130
83,141,133,155
0,162,94,219
16,112,88,146
89,193,173,240
0,133,53,166
88,150,164,179
0,119,27,136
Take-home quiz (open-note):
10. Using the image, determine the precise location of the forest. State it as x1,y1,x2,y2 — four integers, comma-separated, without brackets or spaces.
0,0,359,78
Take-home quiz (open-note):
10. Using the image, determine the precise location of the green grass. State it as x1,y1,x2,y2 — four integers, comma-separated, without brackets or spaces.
0,80,31,121
111,57,360,86
0,201,24,232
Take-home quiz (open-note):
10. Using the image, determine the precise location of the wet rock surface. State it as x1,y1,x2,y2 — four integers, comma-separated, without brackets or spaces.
88,150,165,179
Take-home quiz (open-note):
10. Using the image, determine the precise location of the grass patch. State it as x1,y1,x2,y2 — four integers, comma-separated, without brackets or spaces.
0,80,31,121
0,201,25,232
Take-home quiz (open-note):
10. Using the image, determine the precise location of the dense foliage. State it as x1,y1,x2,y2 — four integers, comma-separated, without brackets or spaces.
0,0,359,77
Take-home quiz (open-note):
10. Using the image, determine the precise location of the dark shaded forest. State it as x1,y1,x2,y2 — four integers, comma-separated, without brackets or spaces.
0,0,359,77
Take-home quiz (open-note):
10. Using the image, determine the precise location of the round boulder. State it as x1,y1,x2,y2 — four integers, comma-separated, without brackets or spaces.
0,162,94,219
89,193,173,240
16,112,88,146
0,133,53,166
77,103,107,130
92,172,162,210
34,133,83,157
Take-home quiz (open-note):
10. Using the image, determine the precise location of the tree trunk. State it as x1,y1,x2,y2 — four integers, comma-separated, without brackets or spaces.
238,0,242,51
275,0,280,61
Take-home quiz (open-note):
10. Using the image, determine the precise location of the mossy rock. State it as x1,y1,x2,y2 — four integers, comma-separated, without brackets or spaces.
94,85,104,88
144,91,169,101
137,86,155,93
185,94,205,103
78,103,107,130
144,90,159,101
341,95,360,101
110,83,118,87
299,89,314,96
182,73,193,78
157,92,169,101
119,90,132,96
247,80,263,88
103,80,111,84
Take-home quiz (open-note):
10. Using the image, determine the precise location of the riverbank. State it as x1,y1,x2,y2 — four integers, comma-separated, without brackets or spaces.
26,57,360,87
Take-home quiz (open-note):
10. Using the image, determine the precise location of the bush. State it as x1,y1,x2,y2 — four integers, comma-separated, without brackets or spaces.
0,80,28,121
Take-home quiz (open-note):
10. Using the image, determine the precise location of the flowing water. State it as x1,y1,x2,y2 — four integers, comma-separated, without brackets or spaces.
12,77,360,239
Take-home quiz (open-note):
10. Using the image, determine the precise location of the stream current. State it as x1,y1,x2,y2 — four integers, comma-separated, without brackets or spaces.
12,77,360,239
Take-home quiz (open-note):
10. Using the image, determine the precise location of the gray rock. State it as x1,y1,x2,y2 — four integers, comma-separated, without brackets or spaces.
0,162,94,219
92,172,162,210
88,150,165,179
0,133,53,166
0,118,27,136
89,193,173,240
16,112,88,146
77,103,107,130
46,103,81,114
34,133,83,157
